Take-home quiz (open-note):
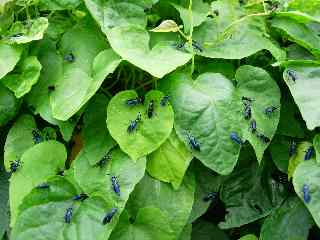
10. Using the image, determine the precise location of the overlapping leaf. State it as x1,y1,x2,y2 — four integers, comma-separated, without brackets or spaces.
0,83,20,126
0,43,22,80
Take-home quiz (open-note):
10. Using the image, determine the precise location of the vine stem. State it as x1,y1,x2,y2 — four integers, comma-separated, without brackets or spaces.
188,0,195,75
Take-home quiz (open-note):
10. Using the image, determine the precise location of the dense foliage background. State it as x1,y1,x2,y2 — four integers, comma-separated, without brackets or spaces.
1,0,320,239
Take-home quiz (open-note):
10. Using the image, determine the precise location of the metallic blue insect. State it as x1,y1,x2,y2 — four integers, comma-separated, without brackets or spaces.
126,97,144,106
64,207,73,223
187,133,200,151
242,96,254,103
95,154,111,168
230,132,243,145
286,69,297,83
72,193,88,201
160,95,170,107
102,208,118,225
192,40,203,52
304,146,314,161
147,100,155,118
127,112,142,133
250,119,257,133
265,106,278,117
32,129,43,144
10,160,22,173
111,176,120,196
257,132,270,144
36,183,50,189
203,192,218,202
289,141,297,157
64,53,75,63
302,184,311,203
243,104,251,120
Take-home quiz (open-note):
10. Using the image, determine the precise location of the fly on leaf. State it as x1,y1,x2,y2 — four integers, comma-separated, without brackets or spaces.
102,208,117,225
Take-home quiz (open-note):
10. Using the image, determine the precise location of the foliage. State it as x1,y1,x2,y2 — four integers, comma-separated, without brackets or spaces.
0,0,320,239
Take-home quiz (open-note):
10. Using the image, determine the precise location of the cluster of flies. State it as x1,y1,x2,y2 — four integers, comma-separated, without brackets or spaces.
125,95,170,133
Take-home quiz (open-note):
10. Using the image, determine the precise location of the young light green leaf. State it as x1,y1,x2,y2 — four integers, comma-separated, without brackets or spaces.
74,147,146,239
1,56,42,98
288,141,314,179
219,160,288,229
150,20,180,32
9,141,67,227
3,18,48,44
0,83,20,126
313,134,320,164
283,63,320,130
239,235,258,240
147,130,193,189
4,114,36,171
272,16,320,57
51,19,121,121
109,208,175,240
0,43,22,80
38,0,81,10
191,220,230,240
82,94,116,166
260,197,313,240
171,0,209,33
293,161,320,228
127,172,195,238
107,90,174,161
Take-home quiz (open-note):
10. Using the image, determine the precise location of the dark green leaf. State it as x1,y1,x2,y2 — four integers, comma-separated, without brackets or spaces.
0,170,9,237
0,83,20,126
191,220,229,240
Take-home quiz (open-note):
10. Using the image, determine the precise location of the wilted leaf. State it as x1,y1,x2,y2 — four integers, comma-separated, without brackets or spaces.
107,90,174,160
150,20,180,32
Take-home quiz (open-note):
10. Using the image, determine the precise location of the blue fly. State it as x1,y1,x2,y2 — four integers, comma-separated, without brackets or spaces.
289,141,297,157
147,100,155,118
192,40,203,52
72,193,88,201
95,154,111,168
10,160,22,173
302,184,311,203
126,97,144,106
286,69,297,83
127,112,142,133
187,133,200,151
102,208,117,225
230,132,243,145
64,53,75,63
36,183,50,189
265,106,278,117
249,119,257,133
64,207,73,223
160,95,170,107
111,176,120,196
203,192,218,202
243,104,251,120
256,132,270,144
304,146,314,161
241,96,254,104
32,129,43,144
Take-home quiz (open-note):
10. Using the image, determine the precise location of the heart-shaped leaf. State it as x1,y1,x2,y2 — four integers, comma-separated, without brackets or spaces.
159,66,280,174
107,90,174,160
1,56,42,98
293,160,320,228
146,130,193,189
9,141,67,226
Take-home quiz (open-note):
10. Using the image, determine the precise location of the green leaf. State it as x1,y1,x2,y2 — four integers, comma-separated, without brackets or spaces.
293,160,320,228
269,135,290,173
239,235,258,240
73,147,146,239
12,176,115,240
260,197,313,240
107,25,192,78
150,20,180,32
288,0,320,21
107,90,174,161
219,160,288,229
272,16,320,57
109,207,175,240
0,43,22,80
0,170,9,237
314,134,320,164
171,0,209,33
82,94,116,166
38,0,81,10
288,141,314,179
283,63,320,130
3,18,48,44
9,141,67,226
159,66,280,174
1,56,42,98
50,19,121,121
189,161,221,223
4,114,36,171
146,129,193,189
0,83,20,126
127,172,195,238
179,224,192,240
191,220,229,240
